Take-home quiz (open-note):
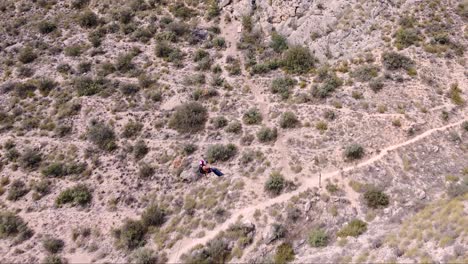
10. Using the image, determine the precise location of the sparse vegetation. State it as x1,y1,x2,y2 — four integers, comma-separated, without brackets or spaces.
257,127,278,143
279,112,299,128
243,108,263,125
87,121,117,151
308,229,328,247
274,242,295,264
337,219,367,237
364,189,390,208
271,77,296,100
344,144,365,160
282,46,316,74
55,184,92,207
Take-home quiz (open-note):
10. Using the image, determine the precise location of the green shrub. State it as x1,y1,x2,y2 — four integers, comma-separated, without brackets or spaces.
19,149,42,170
308,229,328,247
337,219,367,237
120,83,140,96
18,46,37,64
225,121,242,134
257,127,278,143
78,10,98,28
351,64,380,82
265,172,285,196
138,163,155,179
115,53,135,73
7,180,29,201
14,83,36,99
32,179,51,199
212,37,226,49
448,83,465,106
344,144,364,160
74,77,107,96
133,140,149,161
242,15,253,32
274,242,295,264
206,144,237,163
168,102,208,133
71,0,89,9
186,238,230,264
141,204,166,228
270,32,288,53
128,248,159,264
279,112,299,128
87,121,117,151
394,27,422,49
364,189,389,208
122,121,143,138
183,143,197,155
311,70,343,98
282,46,316,74
382,52,414,71
271,77,296,100
64,44,84,57
194,49,209,62
212,116,228,129
0,212,32,241
462,121,468,131
155,42,184,65
42,255,66,264
41,162,86,178
43,237,64,254
369,78,384,92
36,78,58,96
243,108,262,125
38,20,57,34
115,219,147,250
206,0,220,20
56,184,92,206
170,3,196,20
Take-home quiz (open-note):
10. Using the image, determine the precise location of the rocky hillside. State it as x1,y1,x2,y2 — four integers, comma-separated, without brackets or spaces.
0,0,467,263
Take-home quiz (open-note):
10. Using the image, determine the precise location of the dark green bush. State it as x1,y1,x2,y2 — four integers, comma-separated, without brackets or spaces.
344,144,364,160
170,3,196,20
265,172,285,196
205,144,237,163
279,112,299,128
122,121,143,138
382,52,414,71
0,212,32,241
274,242,295,264
364,189,389,208
42,255,66,264
74,77,107,96
351,64,380,82
115,219,147,250
462,121,468,131
41,162,86,178
87,121,116,151
138,163,155,179
212,116,228,129
282,46,316,74
36,78,58,96
311,71,343,98
270,32,288,53
183,143,198,155
308,229,328,247
19,149,42,170
56,184,92,206
243,108,262,125
257,127,278,143
120,83,140,96
394,27,422,49
225,121,242,134
43,237,64,254
168,102,208,133
133,140,149,161
141,204,166,228
186,238,230,264
38,20,57,34
128,248,160,264
194,49,209,62
71,0,89,9
271,77,296,100
18,46,37,64
115,53,135,73
7,180,29,201
206,0,220,20
78,10,98,28
337,219,367,237
154,42,184,65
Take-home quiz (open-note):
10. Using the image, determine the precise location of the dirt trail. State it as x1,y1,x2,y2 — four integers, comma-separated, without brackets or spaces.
168,118,467,263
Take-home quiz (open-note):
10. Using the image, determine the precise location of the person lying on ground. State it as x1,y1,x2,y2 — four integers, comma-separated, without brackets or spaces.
199,159,224,177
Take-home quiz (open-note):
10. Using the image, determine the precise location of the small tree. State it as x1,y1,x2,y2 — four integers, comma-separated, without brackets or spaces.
265,172,285,196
